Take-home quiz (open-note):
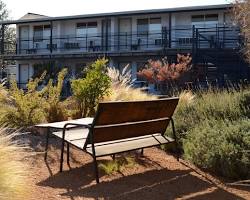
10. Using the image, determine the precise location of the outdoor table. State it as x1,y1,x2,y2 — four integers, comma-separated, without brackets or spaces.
35,117,93,129
35,117,94,160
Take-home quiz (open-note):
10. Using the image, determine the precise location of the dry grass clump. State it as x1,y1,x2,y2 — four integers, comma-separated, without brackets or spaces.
98,156,136,175
178,90,195,107
0,83,9,103
105,66,157,101
0,129,29,200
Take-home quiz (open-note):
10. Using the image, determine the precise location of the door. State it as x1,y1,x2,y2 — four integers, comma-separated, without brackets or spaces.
19,64,29,88
19,26,29,54
119,18,132,50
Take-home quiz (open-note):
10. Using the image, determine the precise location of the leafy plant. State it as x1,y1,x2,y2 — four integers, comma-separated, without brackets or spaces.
42,68,69,122
183,119,250,179
32,61,63,84
0,74,46,128
137,54,192,94
166,87,250,180
71,58,111,118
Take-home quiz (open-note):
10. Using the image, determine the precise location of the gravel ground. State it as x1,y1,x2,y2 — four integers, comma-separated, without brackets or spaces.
22,133,250,200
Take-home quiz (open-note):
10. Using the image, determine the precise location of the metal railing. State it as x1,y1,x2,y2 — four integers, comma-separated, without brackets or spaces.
2,25,242,56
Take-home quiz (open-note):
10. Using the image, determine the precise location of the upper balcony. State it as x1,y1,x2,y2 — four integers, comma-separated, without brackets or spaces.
2,25,242,60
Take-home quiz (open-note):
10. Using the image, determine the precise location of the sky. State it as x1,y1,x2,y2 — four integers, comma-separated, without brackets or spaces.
5,0,230,20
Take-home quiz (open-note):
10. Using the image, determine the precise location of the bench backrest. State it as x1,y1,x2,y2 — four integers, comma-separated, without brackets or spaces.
90,98,179,143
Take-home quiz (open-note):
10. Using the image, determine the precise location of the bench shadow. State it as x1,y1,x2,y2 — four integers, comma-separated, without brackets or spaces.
38,165,246,200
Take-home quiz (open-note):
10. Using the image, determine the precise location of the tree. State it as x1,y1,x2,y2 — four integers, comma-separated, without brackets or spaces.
137,54,192,94
71,58,111,118
0,0,16,78
234,0,250,62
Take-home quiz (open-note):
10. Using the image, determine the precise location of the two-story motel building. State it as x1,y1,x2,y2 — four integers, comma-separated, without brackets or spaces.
0,4,249,88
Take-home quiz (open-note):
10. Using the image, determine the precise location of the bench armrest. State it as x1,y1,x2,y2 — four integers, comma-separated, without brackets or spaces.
61,123,91,141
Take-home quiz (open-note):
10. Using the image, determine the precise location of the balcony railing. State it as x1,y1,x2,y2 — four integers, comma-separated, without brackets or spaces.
2,25,242,56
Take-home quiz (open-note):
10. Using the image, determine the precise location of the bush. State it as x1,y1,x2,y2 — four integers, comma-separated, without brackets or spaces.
0,74,46,128
71,58,111,118
0,129,28,199
170,89,246,140
183,119,250,179
42,68,69,122
168,88,250,180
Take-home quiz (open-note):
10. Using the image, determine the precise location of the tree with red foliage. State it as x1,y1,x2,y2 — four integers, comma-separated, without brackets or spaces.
137,54,192,93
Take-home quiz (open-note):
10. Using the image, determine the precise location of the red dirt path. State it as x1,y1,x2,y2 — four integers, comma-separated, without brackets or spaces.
23,133,250,200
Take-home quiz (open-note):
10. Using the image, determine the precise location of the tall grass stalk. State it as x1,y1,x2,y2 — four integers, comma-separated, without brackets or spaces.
106,66,157,101
0,129,29,199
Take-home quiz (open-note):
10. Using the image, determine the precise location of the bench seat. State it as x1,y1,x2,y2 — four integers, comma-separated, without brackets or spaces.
52,129,174,157
86,134,174,157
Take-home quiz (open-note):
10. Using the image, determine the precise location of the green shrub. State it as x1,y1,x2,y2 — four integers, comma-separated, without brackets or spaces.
42,68,69,122
71,58,111,118
0,74,46,128
183,119,250,179
170,89,246,139
165,88,250,180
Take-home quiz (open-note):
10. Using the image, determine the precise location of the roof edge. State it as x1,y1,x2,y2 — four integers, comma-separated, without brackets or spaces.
1,3,232,25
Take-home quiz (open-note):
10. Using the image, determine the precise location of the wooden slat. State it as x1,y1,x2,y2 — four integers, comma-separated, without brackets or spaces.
86,134,174,157
95,98,179,125
92,118,170,143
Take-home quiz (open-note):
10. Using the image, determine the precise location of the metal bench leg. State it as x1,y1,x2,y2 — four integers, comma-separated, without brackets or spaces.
93,156,100,184
67,142,70,166
141,148,144,156
44,128,50,161
60,139,65,172
176,143,180,162
170,118,179,162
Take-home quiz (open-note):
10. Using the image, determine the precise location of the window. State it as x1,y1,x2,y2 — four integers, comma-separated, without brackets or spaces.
118,62,131,74
76,23,87,38
75,63,86,78
137,19,148,35
191,15,204,22
205,14,218,21
137,18,161,35
33,25,51,42
43,25,51,39
191,14,218,28
33,26,43,41
87,22,98,35
76,22,97,38
149,18,161,33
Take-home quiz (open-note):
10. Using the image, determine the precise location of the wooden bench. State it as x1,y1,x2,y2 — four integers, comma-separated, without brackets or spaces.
42,98,179,183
